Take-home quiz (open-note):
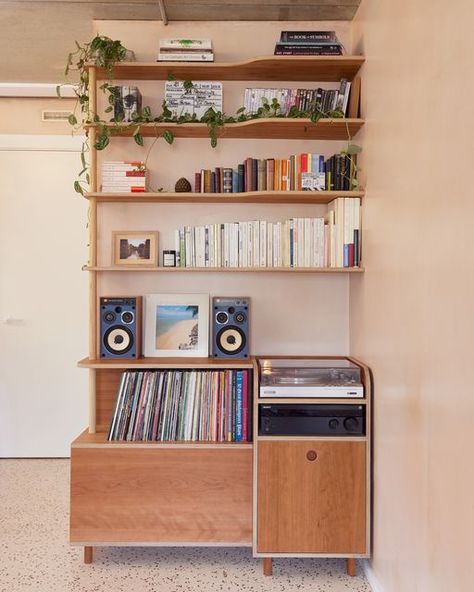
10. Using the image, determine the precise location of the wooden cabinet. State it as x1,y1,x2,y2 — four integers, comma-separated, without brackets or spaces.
257,440,366,553
71,434,253,545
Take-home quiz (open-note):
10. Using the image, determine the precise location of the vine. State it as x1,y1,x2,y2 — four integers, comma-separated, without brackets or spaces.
60,37,360,193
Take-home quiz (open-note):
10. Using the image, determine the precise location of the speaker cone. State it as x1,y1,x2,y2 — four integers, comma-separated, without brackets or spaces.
216,326,246,355
104,326,133,354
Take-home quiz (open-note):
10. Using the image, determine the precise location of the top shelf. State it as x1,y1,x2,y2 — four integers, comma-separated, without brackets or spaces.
88,56,365,82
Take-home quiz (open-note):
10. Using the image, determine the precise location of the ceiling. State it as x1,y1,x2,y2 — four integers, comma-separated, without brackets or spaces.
0,1,361,82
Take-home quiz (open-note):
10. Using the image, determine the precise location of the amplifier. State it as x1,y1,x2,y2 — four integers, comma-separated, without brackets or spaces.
259,404,365,437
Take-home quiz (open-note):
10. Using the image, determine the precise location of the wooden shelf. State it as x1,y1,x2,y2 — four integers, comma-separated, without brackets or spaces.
85,190,364,204
85,118,364,140
72,429,253,449
89,56,365,82
78,356,255,369
83,266,364,273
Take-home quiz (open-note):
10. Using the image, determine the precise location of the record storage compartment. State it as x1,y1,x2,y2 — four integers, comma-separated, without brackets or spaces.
70,363,254,546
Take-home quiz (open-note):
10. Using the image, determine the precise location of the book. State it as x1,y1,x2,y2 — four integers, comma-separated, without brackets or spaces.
165,81,222,119
280,31,338,42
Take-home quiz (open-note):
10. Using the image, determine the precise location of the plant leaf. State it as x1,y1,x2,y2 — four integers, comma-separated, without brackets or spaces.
346,143,362,155
74,181,84,195
134,132,144,146
68,113,78,126
163,129,174,145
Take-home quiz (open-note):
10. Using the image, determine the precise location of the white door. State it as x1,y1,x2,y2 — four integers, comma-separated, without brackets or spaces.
0,136,88,456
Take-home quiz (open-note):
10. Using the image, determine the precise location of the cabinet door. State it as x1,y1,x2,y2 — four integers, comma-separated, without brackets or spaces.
257,440,366,553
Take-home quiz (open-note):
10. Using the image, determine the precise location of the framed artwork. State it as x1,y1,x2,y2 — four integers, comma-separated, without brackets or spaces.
112,231,158,267
144,293,209,357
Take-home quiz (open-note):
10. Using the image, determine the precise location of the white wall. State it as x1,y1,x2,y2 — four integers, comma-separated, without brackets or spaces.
0,137,88,456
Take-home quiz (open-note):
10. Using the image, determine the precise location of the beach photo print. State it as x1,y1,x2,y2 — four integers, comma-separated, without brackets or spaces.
144,294,209,357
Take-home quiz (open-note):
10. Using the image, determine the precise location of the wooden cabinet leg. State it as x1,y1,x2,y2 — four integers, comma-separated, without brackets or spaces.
263,557,273,576
346,558,356,576
84,546,93,564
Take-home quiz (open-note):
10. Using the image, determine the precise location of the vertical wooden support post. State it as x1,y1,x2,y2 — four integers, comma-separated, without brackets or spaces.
263,558,273,576
84,546,93,564
88,369,96,433
346,558,356,576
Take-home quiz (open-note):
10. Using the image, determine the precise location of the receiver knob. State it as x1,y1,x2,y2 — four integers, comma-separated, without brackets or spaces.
328,418,339,430
343,417,359,432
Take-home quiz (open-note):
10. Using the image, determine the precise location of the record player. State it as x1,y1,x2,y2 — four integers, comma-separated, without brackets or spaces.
259,358,364,398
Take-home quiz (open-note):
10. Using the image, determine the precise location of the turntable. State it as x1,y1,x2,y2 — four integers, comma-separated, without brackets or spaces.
258,358,364,398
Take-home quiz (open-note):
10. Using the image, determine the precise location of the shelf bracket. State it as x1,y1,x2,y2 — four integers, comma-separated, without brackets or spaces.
158,0,169,25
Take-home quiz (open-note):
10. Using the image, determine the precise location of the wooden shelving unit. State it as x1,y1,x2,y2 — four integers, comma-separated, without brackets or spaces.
85,190,364,204
72,53,368,573
89,56,365,82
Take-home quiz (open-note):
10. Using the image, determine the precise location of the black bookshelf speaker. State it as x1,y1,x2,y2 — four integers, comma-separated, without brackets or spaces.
212,297,250,359
99,297,142,359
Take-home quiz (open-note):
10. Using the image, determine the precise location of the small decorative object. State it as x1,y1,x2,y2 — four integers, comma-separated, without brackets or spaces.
112,231,158,267
113,86,142,122
163,250,177,267
144,293,209,357
175,177,192,192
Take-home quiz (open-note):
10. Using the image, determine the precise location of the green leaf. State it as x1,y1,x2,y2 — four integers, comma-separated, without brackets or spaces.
163,129,174,145
167,73,176,81
104,106,113,113
56,85,61,98
86,173,90,184
346,144,362,155
90,36,102,51
210,136,217,148
74,181,84,195
134,132,144,146
183,80,194,92
79,167,87,177
143,106,151,118
236,106,246,114
80,150,86,168
68,113,78,126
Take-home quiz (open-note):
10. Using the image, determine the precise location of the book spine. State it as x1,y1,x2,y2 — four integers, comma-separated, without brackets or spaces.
194,172,201,193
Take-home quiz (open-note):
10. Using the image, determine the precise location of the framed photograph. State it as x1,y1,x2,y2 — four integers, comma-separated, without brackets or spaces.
144,293,209,357
112,231,158,267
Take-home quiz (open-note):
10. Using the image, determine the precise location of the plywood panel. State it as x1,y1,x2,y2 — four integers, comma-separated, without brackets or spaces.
70,446,253,543
257,440,366,553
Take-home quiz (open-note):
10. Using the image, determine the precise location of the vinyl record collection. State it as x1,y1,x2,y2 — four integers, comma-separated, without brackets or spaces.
108,369,252,442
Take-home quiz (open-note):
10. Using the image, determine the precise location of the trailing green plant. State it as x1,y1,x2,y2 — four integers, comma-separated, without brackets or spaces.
341,143,362,189
59,40,357,193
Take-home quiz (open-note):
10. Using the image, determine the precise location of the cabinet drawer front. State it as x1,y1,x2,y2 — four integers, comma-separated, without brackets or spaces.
257,440,366,553
71,447,252,544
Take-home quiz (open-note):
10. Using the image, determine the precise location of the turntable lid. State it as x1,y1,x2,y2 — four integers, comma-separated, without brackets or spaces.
258,358,362,388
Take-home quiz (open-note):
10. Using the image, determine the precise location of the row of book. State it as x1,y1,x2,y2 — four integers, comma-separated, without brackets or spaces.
244,80,351,116
158,38,214,62
194,152,354,193
108,369,252,442
274,30,344,56
173,198,361,269
101,161,147,193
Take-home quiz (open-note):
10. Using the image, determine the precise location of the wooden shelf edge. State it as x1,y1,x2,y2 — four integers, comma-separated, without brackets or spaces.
85,190,364,204
82,266,364,273
77,356,255,369
72,429,253,449
84,118,364,140
86,55,365,82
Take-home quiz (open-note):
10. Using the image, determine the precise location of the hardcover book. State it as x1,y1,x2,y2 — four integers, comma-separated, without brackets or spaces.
165,81,223,119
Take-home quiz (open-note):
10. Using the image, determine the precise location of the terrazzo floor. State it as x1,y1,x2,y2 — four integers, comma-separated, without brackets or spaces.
0,459,372,592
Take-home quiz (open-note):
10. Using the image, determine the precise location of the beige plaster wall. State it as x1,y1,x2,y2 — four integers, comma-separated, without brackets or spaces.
350,1,474,590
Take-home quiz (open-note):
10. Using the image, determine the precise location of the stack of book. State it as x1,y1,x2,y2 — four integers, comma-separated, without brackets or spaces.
108,369,251,442
101,161,147,193
243,80,351,115
158,39,214,62
193,151,354,193
165,81,223,118
173,198,361,269
274,30,343,55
